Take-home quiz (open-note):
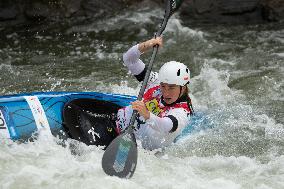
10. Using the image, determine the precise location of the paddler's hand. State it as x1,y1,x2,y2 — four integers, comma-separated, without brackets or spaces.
138,37,163,54
131,100,150,120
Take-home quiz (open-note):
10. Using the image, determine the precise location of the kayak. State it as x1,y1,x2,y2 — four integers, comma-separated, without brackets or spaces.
0,91,209,146
0,92,136,143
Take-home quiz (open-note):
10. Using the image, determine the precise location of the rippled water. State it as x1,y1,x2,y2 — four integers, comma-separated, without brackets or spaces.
0,5,284,189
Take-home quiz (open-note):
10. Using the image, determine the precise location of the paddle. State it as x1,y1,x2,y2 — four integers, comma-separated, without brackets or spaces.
102,0,184,179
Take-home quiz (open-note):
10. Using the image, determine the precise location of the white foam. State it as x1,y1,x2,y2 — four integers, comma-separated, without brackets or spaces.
190,64,244,108
94,48,120,60
273,53,284,58
66,8,162,34
0,62,20,76
205,58,236,66
6,32,18,39
257,29,284,44
165,15,205,40
3,133,282,189
96,81,139,96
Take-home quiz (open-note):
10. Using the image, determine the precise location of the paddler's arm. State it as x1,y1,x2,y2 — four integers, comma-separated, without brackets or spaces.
138,37,163,54
146,108,190,134
147,109,190,134
131,100,183,134
147,113,178,134
123,37,163,81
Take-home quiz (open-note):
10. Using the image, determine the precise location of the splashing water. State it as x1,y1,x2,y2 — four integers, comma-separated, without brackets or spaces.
0,5,283,189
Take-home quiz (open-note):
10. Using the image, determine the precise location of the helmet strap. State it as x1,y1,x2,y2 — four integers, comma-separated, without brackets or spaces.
178,86,182,98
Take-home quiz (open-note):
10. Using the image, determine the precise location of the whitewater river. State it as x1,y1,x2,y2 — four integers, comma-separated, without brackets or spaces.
0,6,284,189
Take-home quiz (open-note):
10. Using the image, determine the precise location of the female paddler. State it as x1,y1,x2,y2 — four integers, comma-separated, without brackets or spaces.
115,37,194,150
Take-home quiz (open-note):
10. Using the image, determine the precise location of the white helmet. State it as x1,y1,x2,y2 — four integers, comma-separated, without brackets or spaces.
158,61,190,86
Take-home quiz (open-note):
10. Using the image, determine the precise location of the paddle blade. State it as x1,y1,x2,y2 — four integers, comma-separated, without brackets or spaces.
102,130,137,178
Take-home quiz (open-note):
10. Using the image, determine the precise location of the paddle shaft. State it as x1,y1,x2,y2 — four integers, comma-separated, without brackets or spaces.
127,15,170,131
